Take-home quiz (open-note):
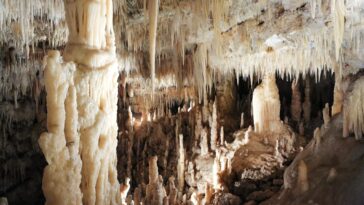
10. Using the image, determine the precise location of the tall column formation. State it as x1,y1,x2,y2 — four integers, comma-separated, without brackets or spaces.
252,74,281,133
38,0,121,205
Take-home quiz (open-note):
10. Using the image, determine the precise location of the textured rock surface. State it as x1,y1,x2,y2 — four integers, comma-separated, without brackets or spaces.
38,0,121,204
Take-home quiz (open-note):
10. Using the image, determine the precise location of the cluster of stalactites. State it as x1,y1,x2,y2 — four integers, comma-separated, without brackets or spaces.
0,57,43,101
0,0,66,49
64,0,115,50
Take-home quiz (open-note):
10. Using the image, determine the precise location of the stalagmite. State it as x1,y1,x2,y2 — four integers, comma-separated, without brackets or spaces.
120,178,131,205
167,177,178,205
313,127,321,150
297,160,309,193
299,122,305,136
252,75,281,133
127,132,134,179
0,197,8,205
149,0,160,97
213,150,222,190
332,78,344,115
200,128,209,156
303,78,311,122
133,187,141,205
194,110,202,150
240,112,244,128
177,134,185,192
146,156,167,205
291,80,302,122
220,126,224,146
38,0,121,204
128,106,135,129
323,103,331,127
204,183,213,204
210,101,218,151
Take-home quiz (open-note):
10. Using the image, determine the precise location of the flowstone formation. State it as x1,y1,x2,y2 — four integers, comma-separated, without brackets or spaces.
38,0,121,204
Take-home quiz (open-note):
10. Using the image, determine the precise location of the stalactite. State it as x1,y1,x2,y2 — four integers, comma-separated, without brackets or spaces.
332,0,346,61
149,0,160,98
311,0,317,19
291,80,302,122
194,44,209,103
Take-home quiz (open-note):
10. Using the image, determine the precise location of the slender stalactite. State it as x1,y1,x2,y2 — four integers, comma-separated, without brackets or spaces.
149,0,160,98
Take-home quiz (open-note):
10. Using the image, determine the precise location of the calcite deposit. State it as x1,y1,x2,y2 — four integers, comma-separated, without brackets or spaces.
0,0,364,205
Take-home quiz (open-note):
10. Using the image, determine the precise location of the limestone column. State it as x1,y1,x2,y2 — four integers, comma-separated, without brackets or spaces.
38,0,121,205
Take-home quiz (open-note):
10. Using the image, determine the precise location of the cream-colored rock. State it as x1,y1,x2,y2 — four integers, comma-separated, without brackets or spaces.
343,76,364,140
149,0,160,96
120,178,131,205
200,128,209,156
39,1,121,205
210,101,218,151
252,75,281,133
177,134,185,192
240,112,244,128
332,77,344,115
220,126,225,146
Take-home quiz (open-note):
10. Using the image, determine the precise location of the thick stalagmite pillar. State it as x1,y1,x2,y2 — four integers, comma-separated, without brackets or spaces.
38,0,121,205
252,74,281,133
